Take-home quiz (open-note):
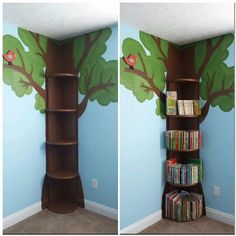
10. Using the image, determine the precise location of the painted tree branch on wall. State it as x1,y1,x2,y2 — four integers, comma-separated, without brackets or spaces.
73,28,118,118
3,27,118,117
121,31,234,122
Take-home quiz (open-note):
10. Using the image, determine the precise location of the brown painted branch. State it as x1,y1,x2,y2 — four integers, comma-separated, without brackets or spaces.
124,67,166,102
77,81,115,117
77,95,88,118
199,88,234,123
3,64,46,99
196,36,224,80
75,31,102,75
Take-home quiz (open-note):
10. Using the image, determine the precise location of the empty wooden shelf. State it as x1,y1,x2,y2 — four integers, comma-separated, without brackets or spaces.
42,72,84,213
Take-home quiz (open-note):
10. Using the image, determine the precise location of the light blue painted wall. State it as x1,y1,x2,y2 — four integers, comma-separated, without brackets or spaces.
3,23,118,217
120,24,235,229
120,24,166,229
3,22,46,218
200,42,235,215
79,25,118,209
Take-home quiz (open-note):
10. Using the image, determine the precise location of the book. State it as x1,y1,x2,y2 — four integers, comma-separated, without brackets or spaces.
165,191,203,221
193,100,201,115
176,99,201,116
166,130,202,151
166,91,177,115
188,159,203,182
177,100,185,115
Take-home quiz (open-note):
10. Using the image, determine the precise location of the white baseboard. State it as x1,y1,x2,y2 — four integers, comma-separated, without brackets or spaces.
206,207,234,226
120,209,162,234
84,199,118,221
3,202,42,230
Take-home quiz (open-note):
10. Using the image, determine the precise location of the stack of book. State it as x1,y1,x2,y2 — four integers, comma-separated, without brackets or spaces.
177,100,201,116
166,91,177,115
166,91,201,116
165,190,203,221
166,130,202,150
166,159,203,185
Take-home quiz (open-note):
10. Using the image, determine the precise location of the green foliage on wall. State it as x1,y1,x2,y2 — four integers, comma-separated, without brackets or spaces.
120,31,167,119
73,28,118,116
3,27,118,117
121,31,234,123
3,28,47,113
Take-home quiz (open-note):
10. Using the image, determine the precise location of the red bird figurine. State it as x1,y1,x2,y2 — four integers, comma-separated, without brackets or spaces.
123,54,137,69
3,50,16,65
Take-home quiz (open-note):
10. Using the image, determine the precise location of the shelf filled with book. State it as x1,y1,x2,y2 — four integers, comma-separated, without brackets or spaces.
162,77,206,222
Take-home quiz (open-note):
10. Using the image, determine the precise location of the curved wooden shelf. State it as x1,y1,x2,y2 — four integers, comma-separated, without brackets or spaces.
167,115,199,118
46,108,77,112
47,171,78,180
48,202,78,214
166,78,199,83
46,140,78,146
47,73,77,79
167,182,199,187
167,148,200,152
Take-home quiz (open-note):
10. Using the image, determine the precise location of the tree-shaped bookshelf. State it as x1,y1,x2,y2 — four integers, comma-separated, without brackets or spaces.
162,77,206,221
44,73,83,213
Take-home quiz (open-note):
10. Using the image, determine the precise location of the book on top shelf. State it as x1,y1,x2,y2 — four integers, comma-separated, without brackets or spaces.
166,91,177,115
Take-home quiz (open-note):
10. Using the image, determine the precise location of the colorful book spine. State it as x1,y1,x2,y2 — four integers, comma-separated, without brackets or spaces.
166,130,202,150
166,160,202,185
165,191,203,221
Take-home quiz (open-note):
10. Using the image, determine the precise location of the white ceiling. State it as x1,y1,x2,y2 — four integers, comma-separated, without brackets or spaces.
121,3,234,45
3,2,118,40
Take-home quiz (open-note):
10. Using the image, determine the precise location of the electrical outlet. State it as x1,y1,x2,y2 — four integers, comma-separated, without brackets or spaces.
213,185,220,196
92,179,98,189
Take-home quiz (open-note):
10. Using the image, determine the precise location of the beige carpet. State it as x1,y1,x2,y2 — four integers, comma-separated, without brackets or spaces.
4,208,117,234
141,216,234,234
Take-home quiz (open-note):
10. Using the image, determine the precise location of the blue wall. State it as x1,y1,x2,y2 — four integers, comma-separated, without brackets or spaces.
200,42,234,215
120,24,166,229
79,24,118,209
3,23,118,217
120,24,235,229
3,22,46,218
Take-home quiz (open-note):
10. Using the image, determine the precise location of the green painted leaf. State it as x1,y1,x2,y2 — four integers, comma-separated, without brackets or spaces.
194,41,207,73
200,63,234,112
79,58,117,106
121,37,166,103
39,36,48,54
205,34,233,74
73,28,111,72
211,37,221,47
4,68,32,97
195,34,234,77
155,98,166,119
3,34,46,112
34,93,46,113
139,31,169,70
161,39,169,58
73,36,85,69
18,28,47,65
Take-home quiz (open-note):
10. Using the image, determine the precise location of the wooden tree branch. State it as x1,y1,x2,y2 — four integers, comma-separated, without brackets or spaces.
196,36,224,80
